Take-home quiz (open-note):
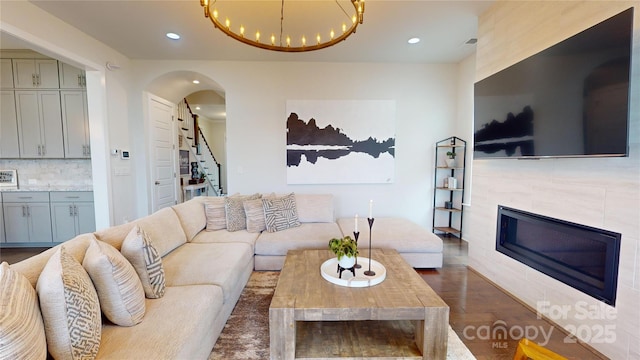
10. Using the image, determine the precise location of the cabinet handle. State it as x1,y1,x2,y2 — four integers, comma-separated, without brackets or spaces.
42,145,46,156
37,74,41,86
26,206,31,217
65,196,80,199
22,205,26,217
77,74,82,87
32,74,36,86
74,205,78,217
37,145,41,156
69,205,74,216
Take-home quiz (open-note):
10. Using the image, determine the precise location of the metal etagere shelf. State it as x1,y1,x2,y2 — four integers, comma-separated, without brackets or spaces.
432,136,466,239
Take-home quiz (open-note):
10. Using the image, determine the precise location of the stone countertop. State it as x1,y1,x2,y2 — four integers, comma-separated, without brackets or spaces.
0,186,93,192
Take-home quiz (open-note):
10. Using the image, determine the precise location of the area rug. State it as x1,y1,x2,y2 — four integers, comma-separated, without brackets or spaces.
210,271,476,360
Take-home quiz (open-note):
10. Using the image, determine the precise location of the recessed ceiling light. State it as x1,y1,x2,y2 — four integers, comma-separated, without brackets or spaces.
166,32,181,40
195,106,201,110
408,37,420,44
192,80,200,84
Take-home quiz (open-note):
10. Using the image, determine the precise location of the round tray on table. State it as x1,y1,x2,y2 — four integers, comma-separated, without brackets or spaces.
320,257,386,287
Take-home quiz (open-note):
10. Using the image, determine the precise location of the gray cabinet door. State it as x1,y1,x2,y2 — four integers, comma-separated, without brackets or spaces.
3,203,31,243
1,59,14,88
61,91,90,158
12,59,59,89
27,203,53,242
16,90,64,158
0,198,5,243
58,62,85,89
0,90,20,158
76,202,96,235
50,202,78,243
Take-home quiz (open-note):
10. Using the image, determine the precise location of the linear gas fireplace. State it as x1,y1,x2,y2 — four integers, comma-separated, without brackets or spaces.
496,206,621,305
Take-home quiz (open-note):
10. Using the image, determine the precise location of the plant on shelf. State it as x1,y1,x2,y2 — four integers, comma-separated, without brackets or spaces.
445,151,457,167
329,236,359,268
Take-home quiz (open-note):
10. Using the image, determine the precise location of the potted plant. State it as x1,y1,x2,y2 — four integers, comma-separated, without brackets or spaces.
445,151,457,167
329,236,359,268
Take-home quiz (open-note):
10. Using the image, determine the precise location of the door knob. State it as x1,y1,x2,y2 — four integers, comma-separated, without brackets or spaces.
155,181,160,185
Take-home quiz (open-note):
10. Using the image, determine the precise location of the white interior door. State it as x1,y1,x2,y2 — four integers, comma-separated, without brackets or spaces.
148,96,177,212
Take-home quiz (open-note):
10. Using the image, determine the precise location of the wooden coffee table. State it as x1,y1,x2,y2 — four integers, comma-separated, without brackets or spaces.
269,249,449,360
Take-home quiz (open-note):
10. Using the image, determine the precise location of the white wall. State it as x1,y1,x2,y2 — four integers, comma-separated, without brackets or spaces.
130,60,459,226
467,2,639,359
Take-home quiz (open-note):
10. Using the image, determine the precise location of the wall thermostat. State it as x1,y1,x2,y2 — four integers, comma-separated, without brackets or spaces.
121,150,130,159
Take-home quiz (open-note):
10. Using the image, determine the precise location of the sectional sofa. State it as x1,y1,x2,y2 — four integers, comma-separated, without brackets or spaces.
3,193,442,359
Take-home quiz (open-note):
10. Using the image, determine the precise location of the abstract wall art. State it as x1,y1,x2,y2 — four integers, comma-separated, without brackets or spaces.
286,100,396,184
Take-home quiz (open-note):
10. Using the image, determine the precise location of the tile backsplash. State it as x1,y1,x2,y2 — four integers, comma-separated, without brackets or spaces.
0,159,92,189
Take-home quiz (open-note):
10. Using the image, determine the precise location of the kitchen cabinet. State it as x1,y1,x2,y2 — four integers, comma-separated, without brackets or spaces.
1,59,14,88
15,90,64,158
58,62,86,89
50,191,95,243
61,90,90,158
0,195,4,243
12,59,59,89
0,90,20,158
2,192,53,244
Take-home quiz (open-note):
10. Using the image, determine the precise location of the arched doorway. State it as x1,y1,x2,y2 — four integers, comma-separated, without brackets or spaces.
144,71,226,206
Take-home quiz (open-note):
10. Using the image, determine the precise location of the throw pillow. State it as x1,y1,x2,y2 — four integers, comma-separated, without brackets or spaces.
225,193,261,232
262,193,301,232
121,225,166,298
36,246,101,360
0,262,47,360
243,198,266,233
204,197,227,231
83,238,146,326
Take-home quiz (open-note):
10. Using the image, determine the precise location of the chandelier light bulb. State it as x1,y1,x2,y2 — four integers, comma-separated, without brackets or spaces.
271,34,275,45
240,25,245,37
342,23,347,33
330,29,335,39
225,18,230,29
213,8,218,18
286,36,291,47
302,35,306,46
256,31,260,42
316,34,321,44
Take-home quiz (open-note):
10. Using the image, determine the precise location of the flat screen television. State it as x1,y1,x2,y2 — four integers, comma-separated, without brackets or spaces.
473,7,634,159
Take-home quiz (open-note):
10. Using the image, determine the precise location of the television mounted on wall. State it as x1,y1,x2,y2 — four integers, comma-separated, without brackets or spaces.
473,7,634,159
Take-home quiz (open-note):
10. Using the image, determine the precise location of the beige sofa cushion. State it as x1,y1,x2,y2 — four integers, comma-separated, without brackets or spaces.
36,246,101,360
136,207,187,257
82,238,146,326
162,243,253,303
121,225,166,299
255,222,343,256
98,285,222,360
172,197,207,241
0,262,47,360
336,217,443,253
295,194,334,223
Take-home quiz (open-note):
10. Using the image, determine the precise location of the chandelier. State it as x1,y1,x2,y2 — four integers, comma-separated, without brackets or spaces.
199,0,365,52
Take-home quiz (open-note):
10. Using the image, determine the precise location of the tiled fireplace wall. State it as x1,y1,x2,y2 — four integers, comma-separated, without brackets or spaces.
466,1,639,359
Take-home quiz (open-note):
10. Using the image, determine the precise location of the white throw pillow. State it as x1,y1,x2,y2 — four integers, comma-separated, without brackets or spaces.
83,238,146,326
205,197,227,231
0,262,47,360
36,246,101,359
121,225,166,298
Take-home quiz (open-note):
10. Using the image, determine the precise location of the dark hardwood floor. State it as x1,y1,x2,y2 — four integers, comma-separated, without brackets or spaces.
419,236,606,360
2,238,606,359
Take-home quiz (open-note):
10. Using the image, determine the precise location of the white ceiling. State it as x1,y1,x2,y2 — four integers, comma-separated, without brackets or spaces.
3,1,494,120
26,0,493,63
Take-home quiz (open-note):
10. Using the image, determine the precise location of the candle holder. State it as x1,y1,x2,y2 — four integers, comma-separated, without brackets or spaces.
353,231,361,269
364,217,376,276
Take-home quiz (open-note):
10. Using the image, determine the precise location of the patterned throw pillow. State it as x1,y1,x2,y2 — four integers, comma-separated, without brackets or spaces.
262,193,301,232
36,246,101,360
121,225,166,298
225,193,261,232
83,238,146,326
204,197,227,231
0,262,47,360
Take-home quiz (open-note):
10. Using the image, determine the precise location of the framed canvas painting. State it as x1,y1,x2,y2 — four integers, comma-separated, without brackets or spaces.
286,100,395,184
